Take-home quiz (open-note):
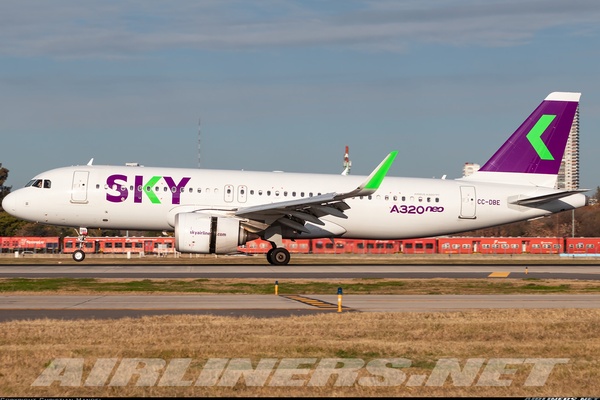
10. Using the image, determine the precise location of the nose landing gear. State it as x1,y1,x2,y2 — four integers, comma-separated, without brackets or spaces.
72,227,88,262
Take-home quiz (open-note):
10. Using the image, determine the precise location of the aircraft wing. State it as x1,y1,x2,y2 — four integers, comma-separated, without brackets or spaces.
235,151,397,233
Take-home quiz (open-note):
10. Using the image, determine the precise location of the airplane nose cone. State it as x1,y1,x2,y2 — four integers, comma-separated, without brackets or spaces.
1,190,29,220
1,192,15,213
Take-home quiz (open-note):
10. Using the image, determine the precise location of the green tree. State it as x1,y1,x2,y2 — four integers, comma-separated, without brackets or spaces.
0,212,26,236
0,163,11,208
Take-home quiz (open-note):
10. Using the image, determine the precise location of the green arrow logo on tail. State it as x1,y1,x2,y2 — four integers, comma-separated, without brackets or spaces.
526,114,556,160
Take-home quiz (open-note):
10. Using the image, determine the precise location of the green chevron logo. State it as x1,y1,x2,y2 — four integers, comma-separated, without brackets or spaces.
526,114,556,160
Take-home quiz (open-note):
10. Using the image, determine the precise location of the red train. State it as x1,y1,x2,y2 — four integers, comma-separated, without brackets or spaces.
62,236,175,255
0,236,60,253
3,236,600,255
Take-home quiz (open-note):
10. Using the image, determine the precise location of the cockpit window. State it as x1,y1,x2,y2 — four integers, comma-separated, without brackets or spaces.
25,179,51,189
26,179,42,188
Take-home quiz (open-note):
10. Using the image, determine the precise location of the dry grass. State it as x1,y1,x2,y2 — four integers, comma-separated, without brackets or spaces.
1,309,599,397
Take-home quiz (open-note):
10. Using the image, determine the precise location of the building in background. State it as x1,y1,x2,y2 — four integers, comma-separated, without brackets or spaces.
557,106,580,190
462,162,480,177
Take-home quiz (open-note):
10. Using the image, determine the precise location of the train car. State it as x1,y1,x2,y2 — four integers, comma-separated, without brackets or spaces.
479,237,522,254
312,239,354,254
400,238,436,254
525,237,563,254
9,235,599,257
476,237,523,254
0,236,60,253
438,237,475,254
565,237,600,254
347,240,400,254
62,236,175,255
236,239,312,254
283,239,311,254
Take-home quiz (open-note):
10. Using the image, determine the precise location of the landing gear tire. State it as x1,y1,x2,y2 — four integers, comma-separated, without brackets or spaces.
267,248,291,265
73,250,86,262
266,248,275,265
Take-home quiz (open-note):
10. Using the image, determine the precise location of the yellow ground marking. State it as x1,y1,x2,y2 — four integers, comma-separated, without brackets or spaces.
281,295,349,310
488,271,511,278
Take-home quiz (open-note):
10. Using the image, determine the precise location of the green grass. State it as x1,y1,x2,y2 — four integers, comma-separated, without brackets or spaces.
1,277,599,295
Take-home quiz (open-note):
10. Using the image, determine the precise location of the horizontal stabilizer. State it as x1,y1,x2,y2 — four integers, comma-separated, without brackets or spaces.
508,189,588,206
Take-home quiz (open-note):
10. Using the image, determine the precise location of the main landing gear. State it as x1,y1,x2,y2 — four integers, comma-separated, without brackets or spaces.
266,247,291,265
72,227,88,262
264,226,291,265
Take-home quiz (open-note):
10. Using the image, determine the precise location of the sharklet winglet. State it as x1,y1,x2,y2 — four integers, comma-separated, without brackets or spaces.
338,151,398,199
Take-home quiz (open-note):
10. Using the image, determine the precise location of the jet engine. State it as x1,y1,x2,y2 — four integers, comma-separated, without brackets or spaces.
174,213,251,254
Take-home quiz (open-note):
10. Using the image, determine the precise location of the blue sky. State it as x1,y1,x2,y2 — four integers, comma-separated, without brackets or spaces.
2,0,600,190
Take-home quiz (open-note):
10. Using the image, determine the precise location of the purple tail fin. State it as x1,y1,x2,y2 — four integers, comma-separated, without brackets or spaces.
479,92,580,175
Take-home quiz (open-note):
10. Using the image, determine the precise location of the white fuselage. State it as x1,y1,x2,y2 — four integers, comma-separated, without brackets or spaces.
3,164,586,239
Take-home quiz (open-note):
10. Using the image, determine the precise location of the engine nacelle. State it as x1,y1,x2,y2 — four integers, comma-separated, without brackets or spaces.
175,213,249,254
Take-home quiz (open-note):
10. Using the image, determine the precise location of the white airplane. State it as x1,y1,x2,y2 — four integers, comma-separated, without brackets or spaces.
2,92,587,265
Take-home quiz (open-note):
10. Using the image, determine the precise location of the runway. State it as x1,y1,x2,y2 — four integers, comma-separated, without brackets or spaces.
1,293,599,322
1,264,599,321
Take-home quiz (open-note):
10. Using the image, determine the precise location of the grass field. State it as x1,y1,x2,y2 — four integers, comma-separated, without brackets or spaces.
1,256,598,397
1,277,600,295
1,309,598,397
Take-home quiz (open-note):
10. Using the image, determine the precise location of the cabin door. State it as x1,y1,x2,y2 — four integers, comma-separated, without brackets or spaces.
459,186,476,219
71,171,89,203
